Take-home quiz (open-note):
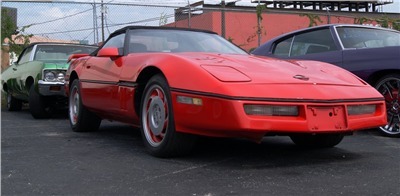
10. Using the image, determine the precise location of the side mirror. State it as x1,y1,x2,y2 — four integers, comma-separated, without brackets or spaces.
68,53,90,63
97,47,121,57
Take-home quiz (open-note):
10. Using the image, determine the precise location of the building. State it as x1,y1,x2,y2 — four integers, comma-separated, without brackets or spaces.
167,1,398,52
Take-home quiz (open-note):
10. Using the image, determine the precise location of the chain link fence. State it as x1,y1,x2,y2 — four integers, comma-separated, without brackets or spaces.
2,0,399,70
2,1,193,45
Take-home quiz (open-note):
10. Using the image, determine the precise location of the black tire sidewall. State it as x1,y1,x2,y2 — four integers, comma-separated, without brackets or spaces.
29,85,50,118
140,75,179,157
69,79,101,132
7,92,22,111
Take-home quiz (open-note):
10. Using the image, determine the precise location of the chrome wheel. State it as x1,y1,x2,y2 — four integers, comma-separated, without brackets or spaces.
69,85,79,126
142,84,169,147
375,75,400,136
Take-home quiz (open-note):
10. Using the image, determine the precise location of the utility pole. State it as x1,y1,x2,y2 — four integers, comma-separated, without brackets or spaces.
188,0,191,28
257,0,261,47
221,0,226,38
92,0,98,44
101,0,105,43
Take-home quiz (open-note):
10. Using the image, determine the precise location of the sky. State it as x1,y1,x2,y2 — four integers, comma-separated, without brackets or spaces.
2,0,399,44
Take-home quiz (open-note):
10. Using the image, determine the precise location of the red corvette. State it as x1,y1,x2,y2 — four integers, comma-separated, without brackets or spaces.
66,26,386,157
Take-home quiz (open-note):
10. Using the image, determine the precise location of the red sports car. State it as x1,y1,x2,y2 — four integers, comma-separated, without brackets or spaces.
66,26,386,157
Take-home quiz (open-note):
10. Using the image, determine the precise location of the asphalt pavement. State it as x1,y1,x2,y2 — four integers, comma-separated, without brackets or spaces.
1,107,400,195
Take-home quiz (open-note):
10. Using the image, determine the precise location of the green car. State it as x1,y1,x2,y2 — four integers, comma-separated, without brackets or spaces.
1,43,97,118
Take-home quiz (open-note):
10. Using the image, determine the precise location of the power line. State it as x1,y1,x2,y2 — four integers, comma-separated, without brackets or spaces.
34,13,175,36
28,7,94,27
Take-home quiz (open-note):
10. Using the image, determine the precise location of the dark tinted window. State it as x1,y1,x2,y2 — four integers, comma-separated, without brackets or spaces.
337,27,400,49
290,29,337,57
18,46,33,64
273,37,293,57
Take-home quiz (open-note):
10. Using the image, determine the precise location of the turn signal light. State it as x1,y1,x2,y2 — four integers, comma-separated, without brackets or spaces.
347,104,376,115
177,96,203,106
244,105,299,116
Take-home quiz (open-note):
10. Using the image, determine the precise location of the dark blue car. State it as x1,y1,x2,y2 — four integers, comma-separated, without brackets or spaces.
252,24,400,137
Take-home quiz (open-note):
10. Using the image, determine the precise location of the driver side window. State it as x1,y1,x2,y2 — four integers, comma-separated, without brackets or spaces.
101,33,125,54
273,29,337,57
18,47,33,64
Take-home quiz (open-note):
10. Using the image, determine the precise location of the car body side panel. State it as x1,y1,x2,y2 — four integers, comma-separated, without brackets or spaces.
78,56,123,116
276,50,343,67
2,61,44,101
342,46,400,81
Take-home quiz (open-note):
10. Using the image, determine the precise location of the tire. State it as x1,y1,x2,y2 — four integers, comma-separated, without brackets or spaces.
140,74,196,158
69,79,101,132
374,74,400,137
6,92,22,111
29,85,51,119
290,134,344,148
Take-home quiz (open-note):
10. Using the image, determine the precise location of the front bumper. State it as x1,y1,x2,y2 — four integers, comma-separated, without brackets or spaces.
38,80,66,96
171,91,387,140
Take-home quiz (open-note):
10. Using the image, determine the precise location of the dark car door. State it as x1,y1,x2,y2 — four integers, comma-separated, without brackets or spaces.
79,33,126,115
265,27,343,67
336,26,400,81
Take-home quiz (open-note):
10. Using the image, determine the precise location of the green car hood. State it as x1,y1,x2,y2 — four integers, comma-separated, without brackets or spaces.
43,62,69,70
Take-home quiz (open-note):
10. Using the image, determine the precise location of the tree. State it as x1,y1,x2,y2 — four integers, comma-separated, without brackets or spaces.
1,8,32,58
375,15,400,31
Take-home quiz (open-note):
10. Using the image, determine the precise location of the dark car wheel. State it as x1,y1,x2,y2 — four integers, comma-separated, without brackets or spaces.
7,92,22,111
69,79,101,132
140,74,196,158
375,74,400,137
290,134,344,148
29,85,51,119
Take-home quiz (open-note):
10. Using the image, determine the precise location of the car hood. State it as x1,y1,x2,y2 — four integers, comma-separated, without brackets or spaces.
42,62,69,70
179,53,365,86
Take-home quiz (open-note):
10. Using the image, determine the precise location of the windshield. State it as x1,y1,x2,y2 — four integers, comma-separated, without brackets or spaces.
336,27,400,49
127,29,247,55
34,45,97,61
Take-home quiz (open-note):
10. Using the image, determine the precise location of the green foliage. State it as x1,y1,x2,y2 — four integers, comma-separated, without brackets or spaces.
1,9,17,44
1,8,33,57
376,15,400,31
256,4,266,21
354,17,372,24
353,15,400,31
300,13,323,27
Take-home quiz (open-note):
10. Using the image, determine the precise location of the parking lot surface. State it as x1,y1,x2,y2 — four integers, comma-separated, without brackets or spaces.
2,108,399,195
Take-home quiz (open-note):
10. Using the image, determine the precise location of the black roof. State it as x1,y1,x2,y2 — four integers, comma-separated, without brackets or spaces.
110,26,218,38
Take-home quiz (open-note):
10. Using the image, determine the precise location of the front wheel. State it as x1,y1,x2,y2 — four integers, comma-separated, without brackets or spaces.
290,134,344,148
29,85,51,119
6,92,22,111
140,74,196,158
69,79,101,132
374,74,400,137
